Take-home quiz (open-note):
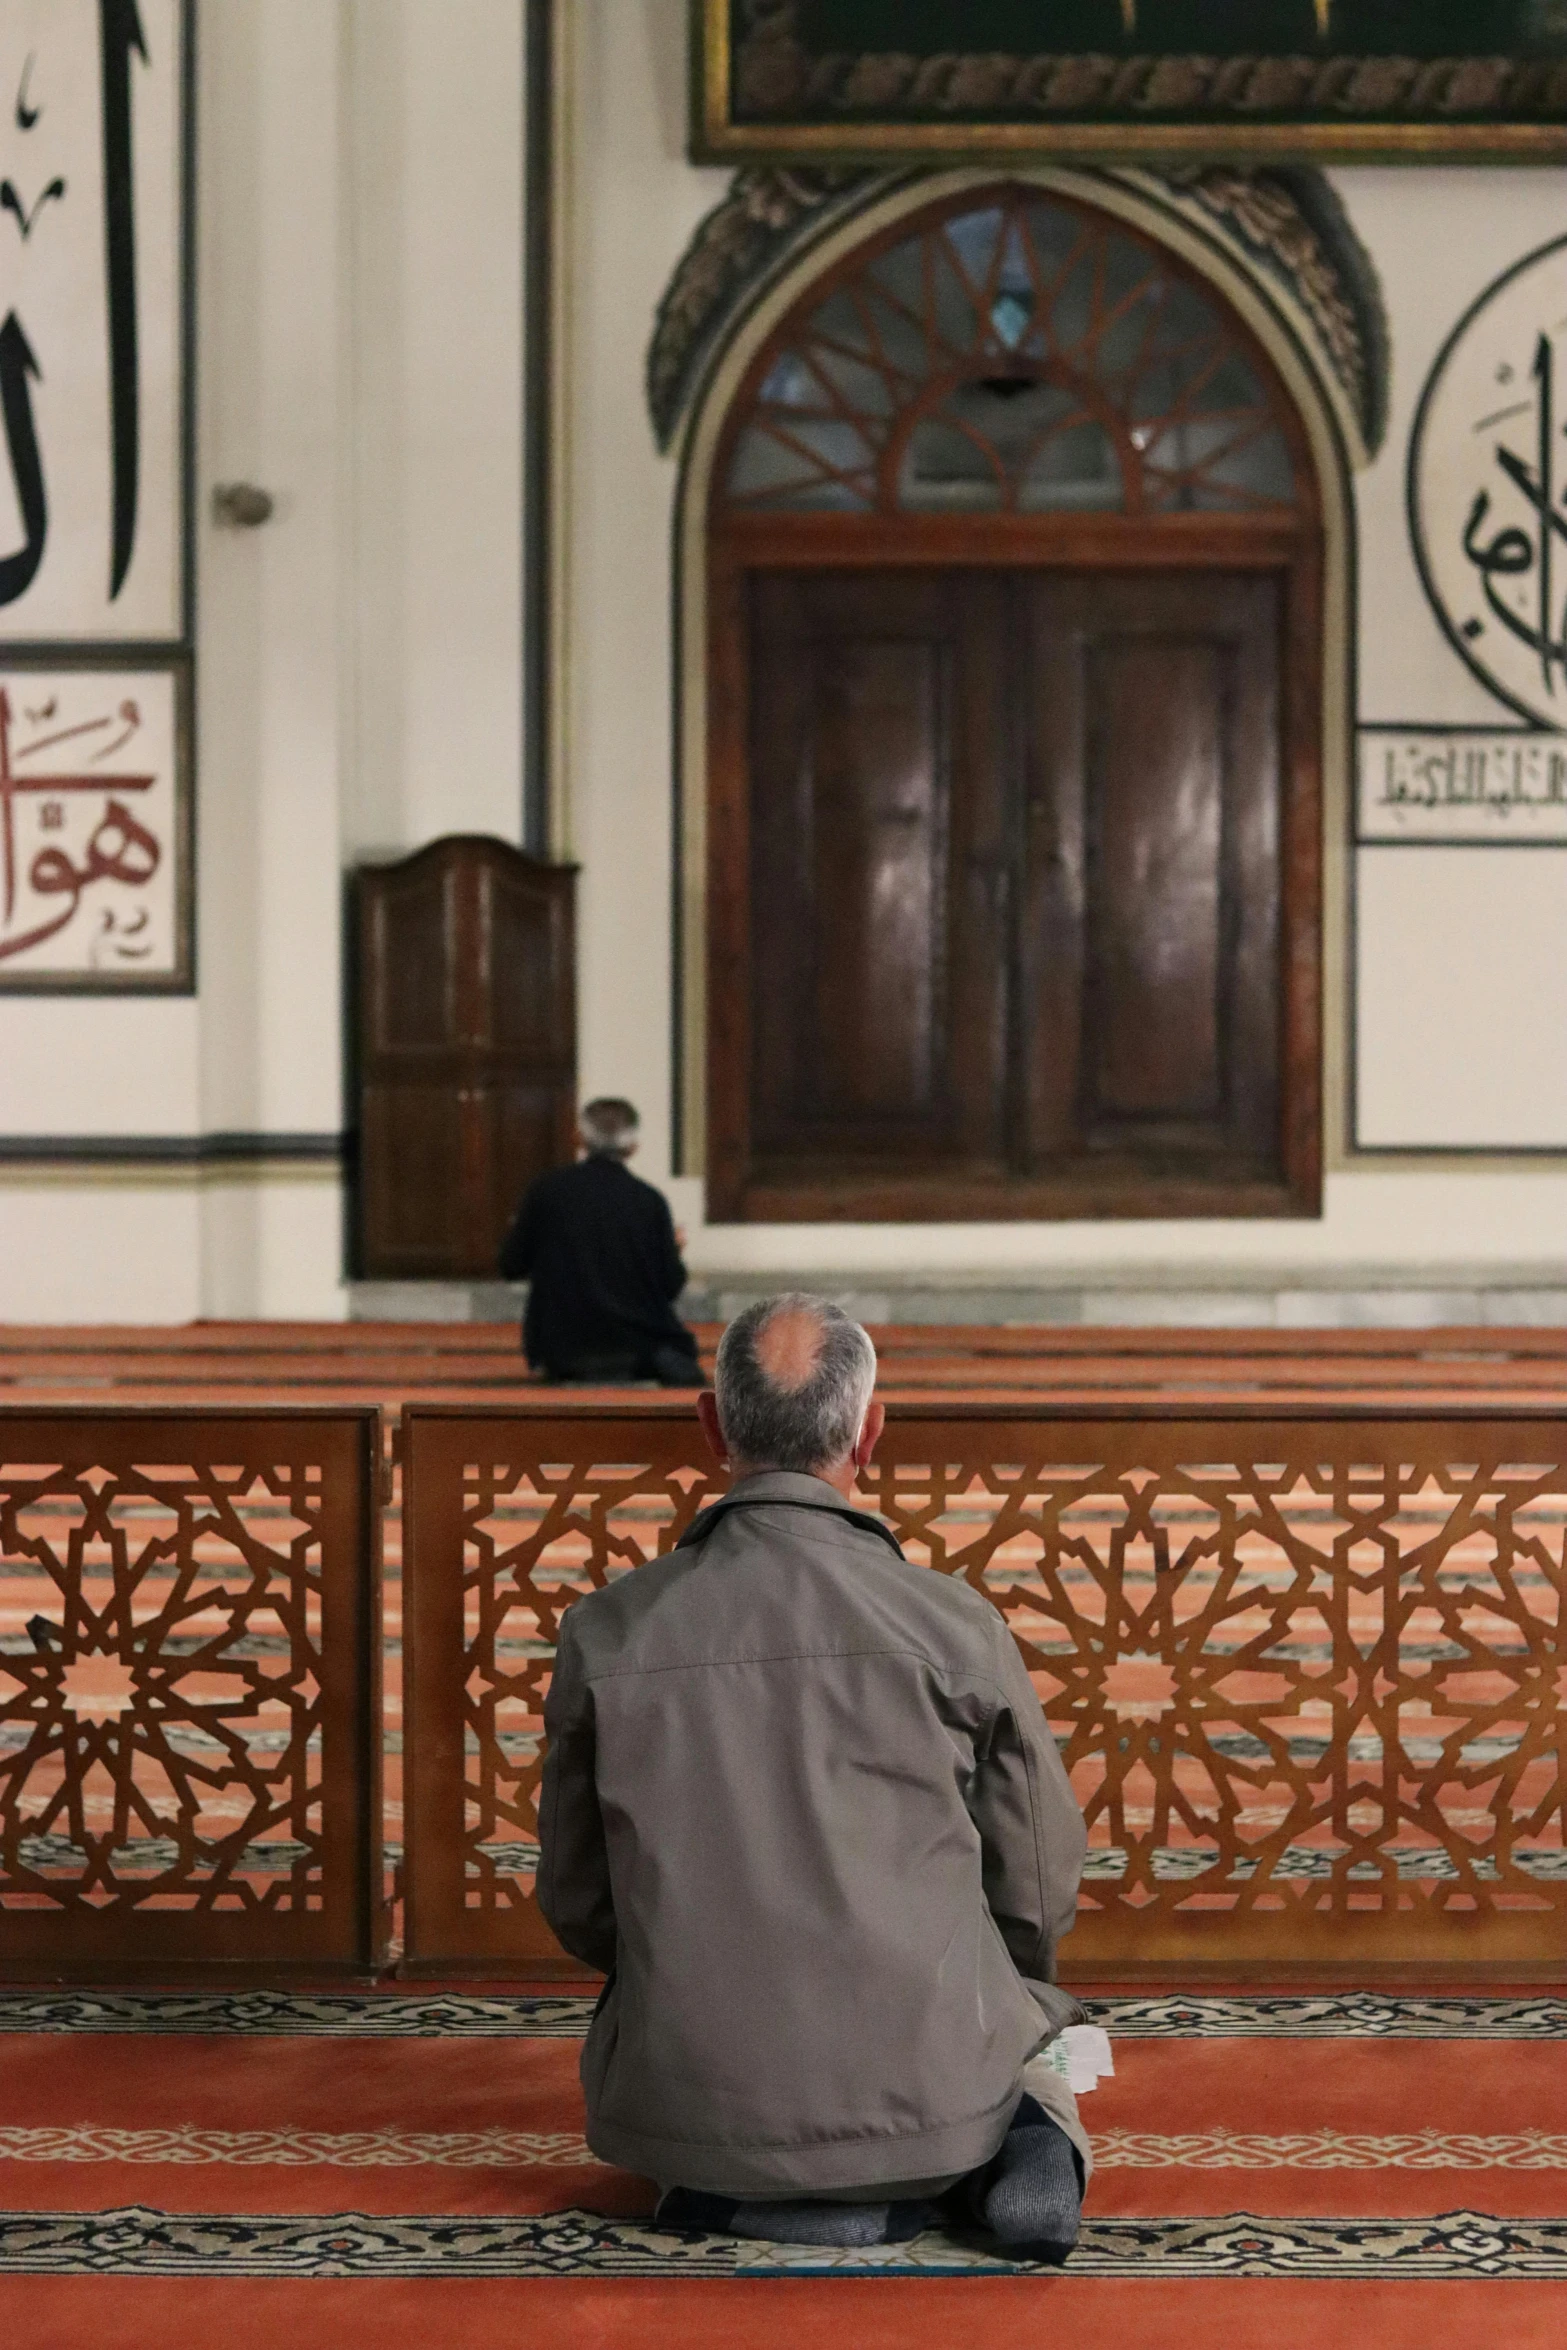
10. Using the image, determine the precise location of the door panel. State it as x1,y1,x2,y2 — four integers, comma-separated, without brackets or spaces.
1020,571,1282,1180
361,1084,470,1273
1086,636,1226,1122
808,633,942,1120
730,559,1306,1217
748,572,1008,1169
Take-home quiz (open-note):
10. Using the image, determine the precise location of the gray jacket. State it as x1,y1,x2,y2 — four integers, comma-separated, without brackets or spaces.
537,1471,1087,2195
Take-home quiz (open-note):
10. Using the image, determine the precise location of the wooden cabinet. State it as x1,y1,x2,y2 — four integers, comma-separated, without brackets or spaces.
352,838,576,1278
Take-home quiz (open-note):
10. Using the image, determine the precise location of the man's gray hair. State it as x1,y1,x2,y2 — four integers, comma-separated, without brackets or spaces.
579,1096,639,1158
714,1294,877,1474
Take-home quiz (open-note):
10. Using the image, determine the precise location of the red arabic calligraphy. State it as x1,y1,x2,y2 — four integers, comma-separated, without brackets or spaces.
0,685,158,963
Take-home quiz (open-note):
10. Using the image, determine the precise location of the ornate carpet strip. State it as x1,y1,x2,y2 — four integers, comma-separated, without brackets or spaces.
6,2123,1564,2172
7,1989,1565,2038
1082,1995,1567,2039
0,1992,597,2038
0,2126,594,2167
1,2206,1565,2279
1092,2130,1567,2169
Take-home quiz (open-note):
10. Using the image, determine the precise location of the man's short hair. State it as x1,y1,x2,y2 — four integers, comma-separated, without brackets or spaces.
580,1097,639,1158
714,1294,877,1475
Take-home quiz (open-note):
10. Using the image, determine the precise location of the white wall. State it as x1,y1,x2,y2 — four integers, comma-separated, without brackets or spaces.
341,0,524,858
0,0,528,1322
193,0,349,1317
561,0,721,1183
1339,170,1567,1158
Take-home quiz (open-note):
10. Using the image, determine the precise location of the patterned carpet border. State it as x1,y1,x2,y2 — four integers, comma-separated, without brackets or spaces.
1,1990,1565,2038
2,2206,1566,2279
7,2123,1567,2171
1083,1995,1567,2040
0,1993,595,2038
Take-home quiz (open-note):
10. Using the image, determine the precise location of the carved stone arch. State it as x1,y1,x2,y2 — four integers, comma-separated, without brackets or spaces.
666,166,1364,1187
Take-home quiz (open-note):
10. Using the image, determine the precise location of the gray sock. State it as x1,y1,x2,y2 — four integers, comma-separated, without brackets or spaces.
976,2099,1083,2249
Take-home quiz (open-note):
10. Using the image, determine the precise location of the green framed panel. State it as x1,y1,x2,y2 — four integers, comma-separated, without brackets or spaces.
694,1,1567,163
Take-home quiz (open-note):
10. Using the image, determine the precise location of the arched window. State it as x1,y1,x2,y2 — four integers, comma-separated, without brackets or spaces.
721,189,1301,521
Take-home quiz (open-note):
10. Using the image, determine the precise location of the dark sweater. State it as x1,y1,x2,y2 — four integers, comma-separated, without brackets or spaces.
498,1153,692,1371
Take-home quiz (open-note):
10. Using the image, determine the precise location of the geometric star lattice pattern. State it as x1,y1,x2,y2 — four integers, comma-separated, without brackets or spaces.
722,187,1301,521
0,1441,330,1920
458,1451,722,1919
423,1417,1565,1970
859,1429,1566,1955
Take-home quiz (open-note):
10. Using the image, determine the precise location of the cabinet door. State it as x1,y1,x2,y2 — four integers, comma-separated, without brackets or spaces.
355,845,577,1278
1018,570,1284,1186
360,1082,473,1276
746,569,1010,1177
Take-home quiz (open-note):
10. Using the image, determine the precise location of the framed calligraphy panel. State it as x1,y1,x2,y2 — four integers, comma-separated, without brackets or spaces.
0,657,189,988
0,0,188,644
694,2,1567,163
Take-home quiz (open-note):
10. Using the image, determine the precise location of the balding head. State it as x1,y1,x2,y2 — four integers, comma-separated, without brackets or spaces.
752,1300,828,1393
713,1294,877,1477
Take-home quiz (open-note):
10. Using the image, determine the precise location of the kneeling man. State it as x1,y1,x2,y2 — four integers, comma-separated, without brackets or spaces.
538,1294,1091,2256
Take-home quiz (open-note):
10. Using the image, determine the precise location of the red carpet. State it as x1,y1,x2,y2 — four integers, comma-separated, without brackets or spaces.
7,2276,1567,2350
1,1989,1565,2344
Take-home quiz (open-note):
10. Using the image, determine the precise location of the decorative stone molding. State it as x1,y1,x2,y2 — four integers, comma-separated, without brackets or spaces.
647,165,876,451
1146,164,1388,457
647,162,1388,464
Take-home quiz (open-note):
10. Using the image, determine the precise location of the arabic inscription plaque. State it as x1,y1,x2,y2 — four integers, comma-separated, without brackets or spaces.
1358,727,1567,841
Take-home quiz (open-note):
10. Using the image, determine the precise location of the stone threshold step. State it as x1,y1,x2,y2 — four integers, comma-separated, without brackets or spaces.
349,1277,1567,1331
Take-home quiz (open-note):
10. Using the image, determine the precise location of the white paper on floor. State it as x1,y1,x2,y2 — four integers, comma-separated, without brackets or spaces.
1044,2024,1115,2094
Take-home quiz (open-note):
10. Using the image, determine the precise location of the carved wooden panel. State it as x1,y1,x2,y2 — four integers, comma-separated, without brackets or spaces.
401,1408,1566,1978
353,838,577,1279
0,1411,382,1978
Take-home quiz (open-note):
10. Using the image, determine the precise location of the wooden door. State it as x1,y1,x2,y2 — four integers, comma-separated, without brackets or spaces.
715,563,1317,1221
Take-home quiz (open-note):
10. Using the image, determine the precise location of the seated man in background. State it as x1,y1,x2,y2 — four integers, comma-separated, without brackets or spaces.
538,1293,1091,2259
498,1097,702,1385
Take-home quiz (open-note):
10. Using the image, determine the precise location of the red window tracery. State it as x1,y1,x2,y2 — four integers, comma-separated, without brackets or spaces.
722,188,1301,520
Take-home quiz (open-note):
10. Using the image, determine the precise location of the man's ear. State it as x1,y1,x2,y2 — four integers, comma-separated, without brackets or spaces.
852,1400,886,1476
696,1388,729,1469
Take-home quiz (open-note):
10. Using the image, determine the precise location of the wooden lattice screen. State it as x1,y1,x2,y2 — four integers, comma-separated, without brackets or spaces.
401,1406,1566,1980
0,1410,383,1978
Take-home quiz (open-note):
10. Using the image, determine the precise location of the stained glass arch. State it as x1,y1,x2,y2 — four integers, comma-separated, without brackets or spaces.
720,187,1305,521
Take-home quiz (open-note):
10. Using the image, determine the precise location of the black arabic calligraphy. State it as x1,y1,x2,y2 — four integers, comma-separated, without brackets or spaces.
0,4,150,610
0,312,45,605
0,177,65,239
1462,332,1567,685
100,0,147,601
1376,738,1567,818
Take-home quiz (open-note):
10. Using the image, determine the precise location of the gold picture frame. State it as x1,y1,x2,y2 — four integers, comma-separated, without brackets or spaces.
693,0,1567,164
